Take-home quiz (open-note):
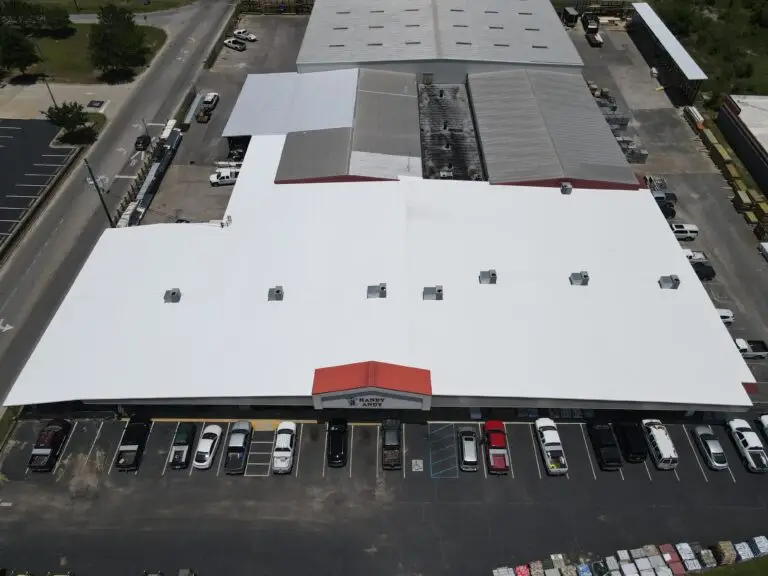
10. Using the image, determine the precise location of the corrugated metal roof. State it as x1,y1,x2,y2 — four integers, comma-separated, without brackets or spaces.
631,3,707,81
468,69,638,186
296,0,582,68
221,69,358,138
274,128,352,182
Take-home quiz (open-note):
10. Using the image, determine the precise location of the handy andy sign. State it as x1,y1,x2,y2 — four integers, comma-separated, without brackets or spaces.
316,391,428,410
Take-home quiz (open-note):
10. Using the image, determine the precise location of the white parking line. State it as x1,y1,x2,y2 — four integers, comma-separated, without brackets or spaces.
217,422,231,477
727,464,737,483
0,126,22,129
189,422,206,476
33,163,64,167
684,425,708,483
348,425,355,479
528,424,542,479
53,422,77,475
643,460,653,481
6,195,37,199
15,184,43,187
137,421,155,475
579,424,597,480
477,423,487,479
322,423,328,478
108,421,129,475
402,423,406,478
294,423,303,477
375,424,380,478
266,428,277,476
674,467,681,482
502,424,515,479
81,421,103,474
162,422,179,476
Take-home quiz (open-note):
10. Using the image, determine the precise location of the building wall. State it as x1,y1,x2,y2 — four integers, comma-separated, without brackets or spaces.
297,59,582,84
717,97,768,196
274,174,397,185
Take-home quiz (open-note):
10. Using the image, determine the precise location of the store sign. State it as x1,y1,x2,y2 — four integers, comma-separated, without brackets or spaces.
318,392,425,410
348,396,386,409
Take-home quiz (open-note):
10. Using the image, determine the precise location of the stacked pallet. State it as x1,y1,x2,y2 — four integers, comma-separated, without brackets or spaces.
750,536,768,557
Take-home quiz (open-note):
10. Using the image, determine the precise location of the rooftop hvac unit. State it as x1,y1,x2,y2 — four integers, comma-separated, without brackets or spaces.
367,283,387,299
164,288,182,303
479,269,498,284
268,285,284,301
561,182,573,195
658,275,681,290
569,271,590,286
423,285,444,301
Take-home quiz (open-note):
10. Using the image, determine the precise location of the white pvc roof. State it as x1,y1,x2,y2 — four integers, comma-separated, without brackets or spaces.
632,3,707,81
4,135,754,408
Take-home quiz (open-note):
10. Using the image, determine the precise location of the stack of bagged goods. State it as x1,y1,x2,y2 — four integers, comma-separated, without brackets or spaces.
515,565,531,576
576,563,592,576
616,551,631,566
552,554,568,574
529,560,545,576
749,535,768,557
562,565,577,576
492,567,515,576
713,541,737,565
735,541,755,563
691,543,716,569
620,562,638,576
605,554,620,575
658,544,683,575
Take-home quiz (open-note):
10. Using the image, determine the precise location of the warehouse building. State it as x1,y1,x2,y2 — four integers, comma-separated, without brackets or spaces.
717,95,768,196
467,68,639,189
629,3,707,103
3,134,755,414
295,0,583,83
222,68,422,183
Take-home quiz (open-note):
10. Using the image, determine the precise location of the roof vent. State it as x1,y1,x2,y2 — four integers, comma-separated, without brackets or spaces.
367,283,387,299
163,288,181,303
561,182,573,195
658,275,681,290
423,285,444,301
569,271,589,286
268,285,284,301
479,269,498,284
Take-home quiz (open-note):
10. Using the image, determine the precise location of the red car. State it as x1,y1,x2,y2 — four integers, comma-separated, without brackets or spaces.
483,420,511,474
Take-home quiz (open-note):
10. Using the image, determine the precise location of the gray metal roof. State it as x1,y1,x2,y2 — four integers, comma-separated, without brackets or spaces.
468,69,638,186
632,3,707,81
221,69,358,138
296,0,583,68
275,128,353,182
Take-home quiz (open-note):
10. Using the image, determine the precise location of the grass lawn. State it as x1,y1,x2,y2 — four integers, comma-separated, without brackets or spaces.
31,23,167,83
708,557,768,575
30,0,193,14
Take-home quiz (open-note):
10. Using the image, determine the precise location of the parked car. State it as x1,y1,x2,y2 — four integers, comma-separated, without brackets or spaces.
614,422,647,463
483,420,510,474
193,424,223,470
168,422,197,470
457,426,479,472
201,92,220,111
209,168,239,187
692,260,716,281
223,38,246,51
326,418,348,468
381,419,402,471
587,423,622,471
196,108,211,124
272,421,297,474
760,415,768,441
233,28,257,42
669,222,699,241
642,419,679,470
728,418,768,473
28,419,72,472
535,418,568,475
224,421,251,475
717,308,735,326
692,425,728,471
115,418,151,472
134,134,151,151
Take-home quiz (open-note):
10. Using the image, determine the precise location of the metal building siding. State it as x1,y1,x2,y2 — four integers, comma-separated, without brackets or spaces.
274,128,353,183
469,69,638,186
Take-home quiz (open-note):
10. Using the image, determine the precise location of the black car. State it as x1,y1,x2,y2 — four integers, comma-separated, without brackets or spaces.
134,134,151,151
692,261,716,281
115,418,151,472
659,203,676,219
614,422,647,463
587,423,622,470
169,422,197,470
326,418,348,467
28,419,72,472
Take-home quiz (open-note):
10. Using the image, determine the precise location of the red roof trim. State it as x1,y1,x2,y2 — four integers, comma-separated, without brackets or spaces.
313,361,432,396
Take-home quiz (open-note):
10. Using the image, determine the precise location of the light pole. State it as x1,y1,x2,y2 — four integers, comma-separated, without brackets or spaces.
141,117,149,137
34,42,58,109
73,0,81,11
84,159,115,228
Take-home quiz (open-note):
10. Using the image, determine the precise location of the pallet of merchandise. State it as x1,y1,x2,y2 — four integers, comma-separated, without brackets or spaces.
493,567,516,576
750,535,768,557
658,545,680,565
562,566,577,576
642,546,660,558
616,551,631,565
630,549,646,560
634,558,652,572
735,542,754,562
683,558,701,572
620,563,638,576
544,569,561,576
530,560,545,576
697,548,716,569
577,563,592,576
515,565,531,576
639,570,654,576
605,557,620,573
666,562,684,576
648,555,665,570
654,567,672,576
675,543,695,562
713,541,737,565
552,554,568,572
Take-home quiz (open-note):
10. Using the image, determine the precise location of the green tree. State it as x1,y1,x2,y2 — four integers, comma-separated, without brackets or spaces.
750,3,768,27
43,101,89,133
657,3,697,37
0,24,41,73
42,6,73,36
0,0,43,33
88,4,148,73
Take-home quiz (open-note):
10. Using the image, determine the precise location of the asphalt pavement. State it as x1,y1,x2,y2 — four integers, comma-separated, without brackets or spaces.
0,0,235,403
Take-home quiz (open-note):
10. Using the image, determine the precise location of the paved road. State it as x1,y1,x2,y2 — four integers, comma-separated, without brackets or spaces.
0,0,235,403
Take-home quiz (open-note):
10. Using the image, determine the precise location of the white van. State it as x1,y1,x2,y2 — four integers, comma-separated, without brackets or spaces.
457,427,479,472
641,419,678,470
670,223,699,241
716,308,734,326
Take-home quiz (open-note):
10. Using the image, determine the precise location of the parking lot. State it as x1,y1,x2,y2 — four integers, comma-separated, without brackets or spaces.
0,119,76,247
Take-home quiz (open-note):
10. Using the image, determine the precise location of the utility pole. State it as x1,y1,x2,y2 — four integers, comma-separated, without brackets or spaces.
141,117,150,137
84,159,115,228
73,0,80,10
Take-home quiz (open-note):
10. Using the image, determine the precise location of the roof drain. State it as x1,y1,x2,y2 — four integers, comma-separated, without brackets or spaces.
163,288,182,303
423,285,444,300
479,269,498,284
658,275,681,290
267,285,285,301
569,271,589,286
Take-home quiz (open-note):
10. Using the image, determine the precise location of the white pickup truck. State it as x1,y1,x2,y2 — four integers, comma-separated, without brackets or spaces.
735,338,768,360
209,168,239,187
682,249,709,263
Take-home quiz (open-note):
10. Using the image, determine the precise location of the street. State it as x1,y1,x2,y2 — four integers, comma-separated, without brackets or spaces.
0,0,235,403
